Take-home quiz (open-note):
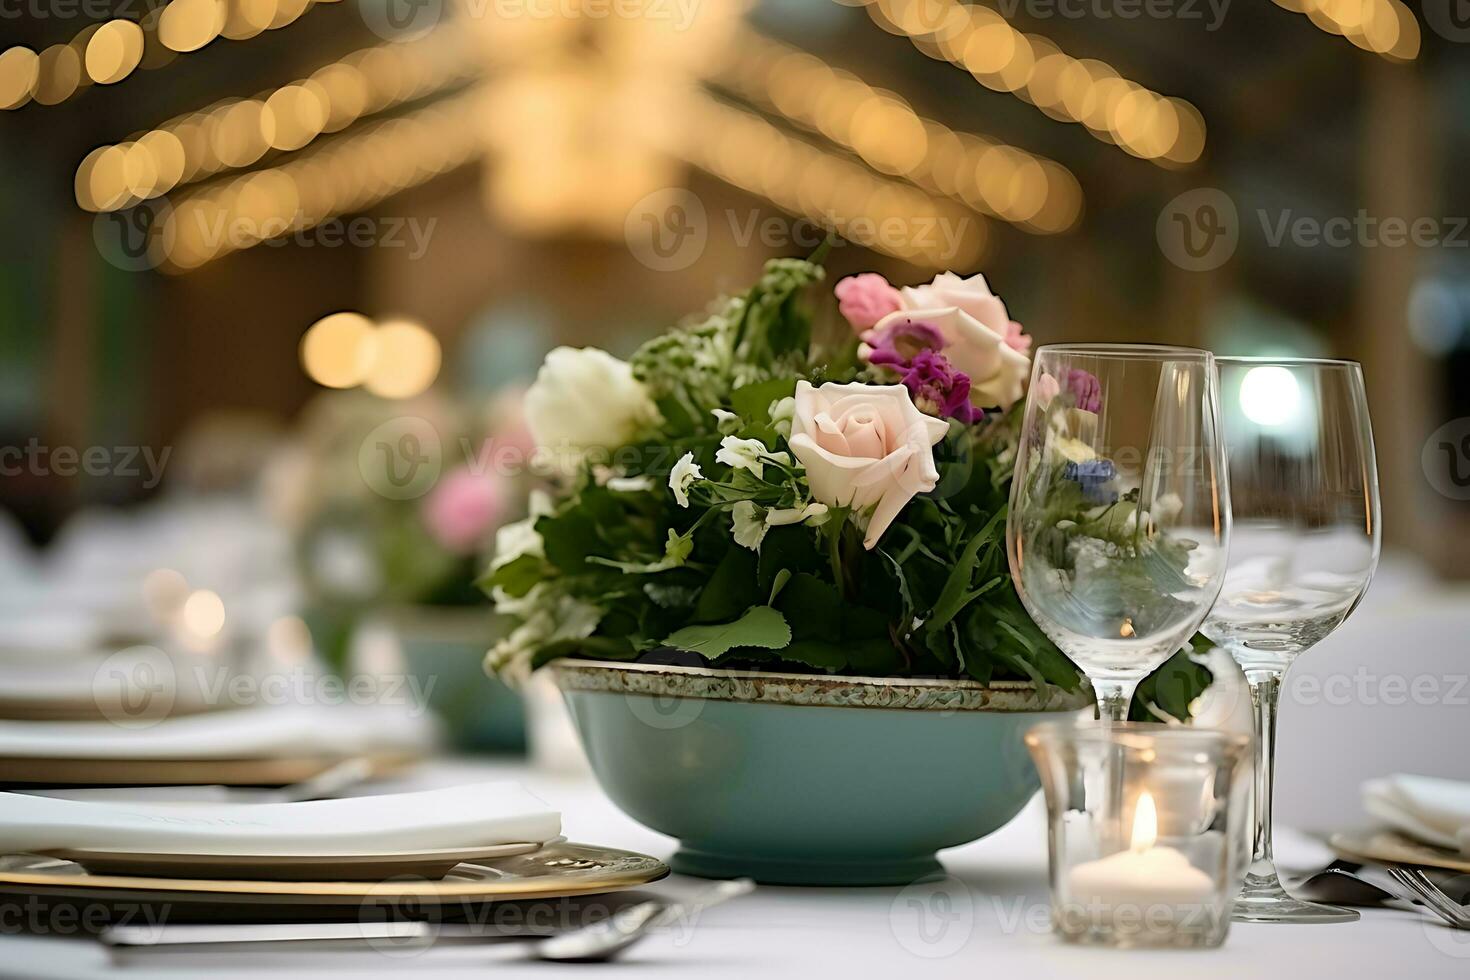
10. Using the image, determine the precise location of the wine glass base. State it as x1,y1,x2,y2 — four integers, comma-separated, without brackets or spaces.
1232,871,1360,923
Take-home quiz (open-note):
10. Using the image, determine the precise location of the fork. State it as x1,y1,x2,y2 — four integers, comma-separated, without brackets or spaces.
1386,867,1470,930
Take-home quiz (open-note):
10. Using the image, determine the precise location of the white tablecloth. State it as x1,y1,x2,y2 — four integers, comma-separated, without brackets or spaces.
4,759,1468,978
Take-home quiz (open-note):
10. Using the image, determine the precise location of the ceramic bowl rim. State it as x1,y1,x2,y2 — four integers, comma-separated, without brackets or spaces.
550,658,1093,713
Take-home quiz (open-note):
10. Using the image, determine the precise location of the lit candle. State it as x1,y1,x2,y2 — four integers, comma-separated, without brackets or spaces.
1067,792,1215,914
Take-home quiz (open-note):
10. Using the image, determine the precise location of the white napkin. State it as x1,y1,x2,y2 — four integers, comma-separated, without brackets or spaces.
0,703,438,760
1362,774,1470,854
0,782,560,856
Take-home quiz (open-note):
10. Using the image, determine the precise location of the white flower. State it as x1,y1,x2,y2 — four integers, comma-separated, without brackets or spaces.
669,452,703,508
710,409,742,435
487,584,601,686
765,501,830,527
489,489,553,570
788,381,948,549
606,475,656,493
715,436,789,479
768,396,796,437
524,347,661,462
731,500,768,551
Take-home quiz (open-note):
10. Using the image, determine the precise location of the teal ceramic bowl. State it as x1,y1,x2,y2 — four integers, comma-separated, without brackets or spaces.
553,659,1091,886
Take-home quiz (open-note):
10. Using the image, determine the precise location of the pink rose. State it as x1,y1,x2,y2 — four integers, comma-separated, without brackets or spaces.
834,273,903,333
422,464,506,553
787,381,949,550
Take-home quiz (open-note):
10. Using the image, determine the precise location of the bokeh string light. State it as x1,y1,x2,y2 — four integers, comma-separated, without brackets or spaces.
842,0,1207,166
1,0,342,111
667,92,989,268
1271,0,1420,60
75,31,480,213
716,30,1081,233
300,311,442,399
156,89,482,271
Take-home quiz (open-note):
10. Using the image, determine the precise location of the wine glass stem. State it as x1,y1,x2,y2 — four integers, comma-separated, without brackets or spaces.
1245,668,1283,873
1092,678,1138,724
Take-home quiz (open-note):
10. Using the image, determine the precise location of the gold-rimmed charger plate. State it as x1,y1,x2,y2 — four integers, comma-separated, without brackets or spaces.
1331,829,1470,874
0,753,417,787
0,842,669,912
41,840,551,881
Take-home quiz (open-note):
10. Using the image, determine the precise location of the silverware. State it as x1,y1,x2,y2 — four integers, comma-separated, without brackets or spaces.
18,757,373,805
102,878,756,962
1387,867,1470,930
533,878,753,962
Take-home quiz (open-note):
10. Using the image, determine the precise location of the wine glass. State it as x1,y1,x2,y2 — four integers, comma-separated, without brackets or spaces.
1205,357,1380,923
1007,344,1232,722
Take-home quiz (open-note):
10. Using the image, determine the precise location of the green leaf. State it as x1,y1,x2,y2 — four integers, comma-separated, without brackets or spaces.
775,573,840,641
767,568,792,604
780,640,849,671
928,511,1005,628
693,546,759,623
663,606,792,659
730,377,797,421
537,509,602,572
477,553,547,598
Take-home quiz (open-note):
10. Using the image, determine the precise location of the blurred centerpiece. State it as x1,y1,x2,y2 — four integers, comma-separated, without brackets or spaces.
481,253,1099,883
272,365,536,752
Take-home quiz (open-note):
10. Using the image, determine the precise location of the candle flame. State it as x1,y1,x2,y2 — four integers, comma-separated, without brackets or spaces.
1130,791,1158,853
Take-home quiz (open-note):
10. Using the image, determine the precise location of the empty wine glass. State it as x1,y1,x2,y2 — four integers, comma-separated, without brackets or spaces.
1007,345,1232,722
1205,357,1380,923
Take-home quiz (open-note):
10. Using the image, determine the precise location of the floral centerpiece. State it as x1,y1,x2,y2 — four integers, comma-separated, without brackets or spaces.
481,255,1096,695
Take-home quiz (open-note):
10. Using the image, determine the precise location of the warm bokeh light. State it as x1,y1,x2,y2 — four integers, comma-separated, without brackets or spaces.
158,0,226,53
363,319,443,399
858,0,1204,166
180,588,227,637
141,568,191,621
0,46,40,110
85,20,146,86
300,312,378,389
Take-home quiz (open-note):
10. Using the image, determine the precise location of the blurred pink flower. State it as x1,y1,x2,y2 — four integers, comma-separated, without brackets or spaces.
423,463,506,553
834,274,903,333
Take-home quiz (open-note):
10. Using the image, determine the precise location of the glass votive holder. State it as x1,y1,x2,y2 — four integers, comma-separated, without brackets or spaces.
1025,722,1253,949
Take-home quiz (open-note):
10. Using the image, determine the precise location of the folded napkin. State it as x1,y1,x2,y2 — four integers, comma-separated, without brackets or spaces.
1363,774,1470,855
0,702,437,760
0,782,560,856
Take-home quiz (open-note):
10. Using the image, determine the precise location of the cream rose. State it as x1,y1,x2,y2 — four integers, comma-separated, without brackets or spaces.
788,381,949,550
524,347,661,460
881,271,1032,411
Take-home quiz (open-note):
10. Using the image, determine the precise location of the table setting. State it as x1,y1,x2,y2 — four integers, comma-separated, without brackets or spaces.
1,257,1467,978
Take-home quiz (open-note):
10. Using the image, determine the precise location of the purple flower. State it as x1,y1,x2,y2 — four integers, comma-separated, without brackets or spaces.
863,317,945,365
884,349,983,425
1064,369,1102,413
